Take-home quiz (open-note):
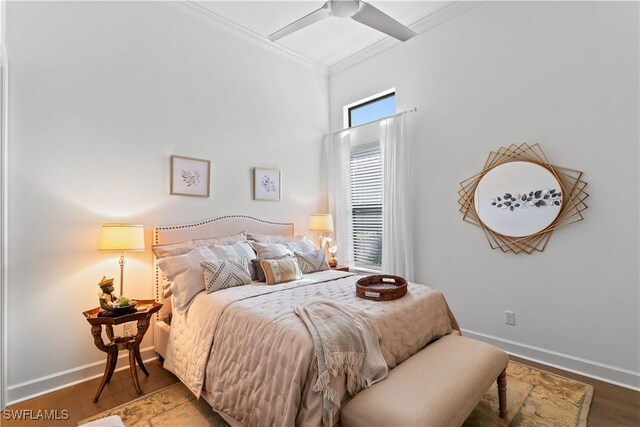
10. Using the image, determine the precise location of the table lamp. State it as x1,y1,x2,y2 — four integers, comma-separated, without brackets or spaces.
98,224,145,297
309,213,334,237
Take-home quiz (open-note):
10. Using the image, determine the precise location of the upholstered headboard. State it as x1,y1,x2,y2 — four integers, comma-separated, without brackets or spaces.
153,215,295,320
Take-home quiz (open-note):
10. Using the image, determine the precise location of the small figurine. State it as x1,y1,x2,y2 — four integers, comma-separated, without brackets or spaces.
321,237,339,268
327,244,338,268
98,276,118,312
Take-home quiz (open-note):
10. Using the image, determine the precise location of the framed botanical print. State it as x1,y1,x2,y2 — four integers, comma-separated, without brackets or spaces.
253,168,281,201
170,155,211,197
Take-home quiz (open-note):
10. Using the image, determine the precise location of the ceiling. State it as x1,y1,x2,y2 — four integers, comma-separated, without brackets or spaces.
195,1,451,67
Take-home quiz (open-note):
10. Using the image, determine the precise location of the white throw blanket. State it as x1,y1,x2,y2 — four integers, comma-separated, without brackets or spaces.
295,300,388,427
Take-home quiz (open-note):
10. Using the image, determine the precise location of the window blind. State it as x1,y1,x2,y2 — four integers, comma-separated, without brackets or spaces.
350,146,383,269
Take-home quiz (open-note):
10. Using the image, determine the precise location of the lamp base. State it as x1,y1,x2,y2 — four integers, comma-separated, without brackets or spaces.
328,255,338,268
119,253,125,298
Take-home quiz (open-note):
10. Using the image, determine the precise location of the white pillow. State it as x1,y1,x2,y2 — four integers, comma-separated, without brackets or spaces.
160,275,173,298
157,247,217,311
201,257,252,293
152,231,248,258
153,240,195,259
247,233,306,243
285,240,316,253
250,242,293,259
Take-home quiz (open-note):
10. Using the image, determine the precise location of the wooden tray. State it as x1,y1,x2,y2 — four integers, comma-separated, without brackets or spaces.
356,275,407,301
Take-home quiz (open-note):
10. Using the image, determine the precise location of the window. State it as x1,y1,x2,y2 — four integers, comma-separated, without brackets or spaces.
351,146,383,269
345,90,396,271
347,92,396,127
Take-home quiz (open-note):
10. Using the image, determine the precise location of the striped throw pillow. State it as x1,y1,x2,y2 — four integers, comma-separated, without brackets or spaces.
294,249,329,274
251,254,292,282
260,257,303,285
209,242,258,280
201,257,252,293
250,242,294,259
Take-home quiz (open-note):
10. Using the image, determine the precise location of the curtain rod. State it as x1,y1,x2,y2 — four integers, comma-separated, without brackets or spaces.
324,107,418,137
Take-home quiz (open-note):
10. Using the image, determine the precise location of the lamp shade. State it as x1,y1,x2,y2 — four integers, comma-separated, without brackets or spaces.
98,224,145,252
309,214,334,232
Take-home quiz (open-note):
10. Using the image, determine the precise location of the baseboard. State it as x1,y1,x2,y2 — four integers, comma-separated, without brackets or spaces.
6,346,158,406
7,333,639,405
462,329,640,391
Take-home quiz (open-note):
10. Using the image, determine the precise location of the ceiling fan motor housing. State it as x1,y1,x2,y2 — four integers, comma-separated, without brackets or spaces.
328,0,361,18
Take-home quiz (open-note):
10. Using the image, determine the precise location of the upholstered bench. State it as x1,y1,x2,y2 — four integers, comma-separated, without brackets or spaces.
341,335,509,427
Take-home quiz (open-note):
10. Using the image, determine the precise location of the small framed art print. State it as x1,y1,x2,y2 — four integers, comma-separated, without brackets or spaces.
253,168,281,201
170,155,211,197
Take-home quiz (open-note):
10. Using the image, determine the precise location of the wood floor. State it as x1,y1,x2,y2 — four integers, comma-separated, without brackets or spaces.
2,360,179,427
3,356,639,426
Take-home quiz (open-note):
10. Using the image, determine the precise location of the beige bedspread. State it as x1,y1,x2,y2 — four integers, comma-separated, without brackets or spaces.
165,271,457,427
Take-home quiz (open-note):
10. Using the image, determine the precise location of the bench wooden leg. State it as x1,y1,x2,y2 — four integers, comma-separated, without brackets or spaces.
497,368,507,418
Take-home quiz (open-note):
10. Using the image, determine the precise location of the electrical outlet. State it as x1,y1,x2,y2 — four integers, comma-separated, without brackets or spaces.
505,311,515,325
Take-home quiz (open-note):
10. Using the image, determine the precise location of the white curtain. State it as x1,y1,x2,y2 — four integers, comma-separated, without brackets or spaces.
323,132,354,267
380,114,414,280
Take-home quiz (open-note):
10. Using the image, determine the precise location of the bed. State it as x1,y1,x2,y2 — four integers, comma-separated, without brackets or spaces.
152,215,459,427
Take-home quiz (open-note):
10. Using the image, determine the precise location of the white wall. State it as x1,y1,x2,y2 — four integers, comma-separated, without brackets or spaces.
6,1,328,403
0,0,6,410
330,1,639,387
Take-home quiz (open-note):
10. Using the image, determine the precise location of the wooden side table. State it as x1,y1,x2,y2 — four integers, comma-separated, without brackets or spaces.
331,265,350,272
83,300,162,402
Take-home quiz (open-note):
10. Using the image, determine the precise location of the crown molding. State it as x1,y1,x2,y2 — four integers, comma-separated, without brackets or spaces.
162,1,329,75
328,1,485,76
162,1,484,79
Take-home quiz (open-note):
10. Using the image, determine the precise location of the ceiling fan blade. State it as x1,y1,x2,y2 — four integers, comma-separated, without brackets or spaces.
269,4,330,42
352,2,417,42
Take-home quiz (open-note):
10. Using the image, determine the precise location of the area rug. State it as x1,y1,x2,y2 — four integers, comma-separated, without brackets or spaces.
80,362,593,427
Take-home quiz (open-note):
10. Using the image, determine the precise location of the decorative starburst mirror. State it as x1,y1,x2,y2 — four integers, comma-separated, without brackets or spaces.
459,143,588,254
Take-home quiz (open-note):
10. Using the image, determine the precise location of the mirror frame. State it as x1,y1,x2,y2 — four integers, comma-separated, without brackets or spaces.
459,143,589,254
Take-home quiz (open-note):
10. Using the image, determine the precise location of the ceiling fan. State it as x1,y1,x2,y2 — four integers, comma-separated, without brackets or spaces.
269,0,417,43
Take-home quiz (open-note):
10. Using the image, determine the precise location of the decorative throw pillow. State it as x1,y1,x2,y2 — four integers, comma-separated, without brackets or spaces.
294,249,330,274
260,258,303,285
209,242,258,280
250,242,293,260
201,257,252,293
251,254,292,282
285,240,316,253
157,246,218,311
152,231,248,258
